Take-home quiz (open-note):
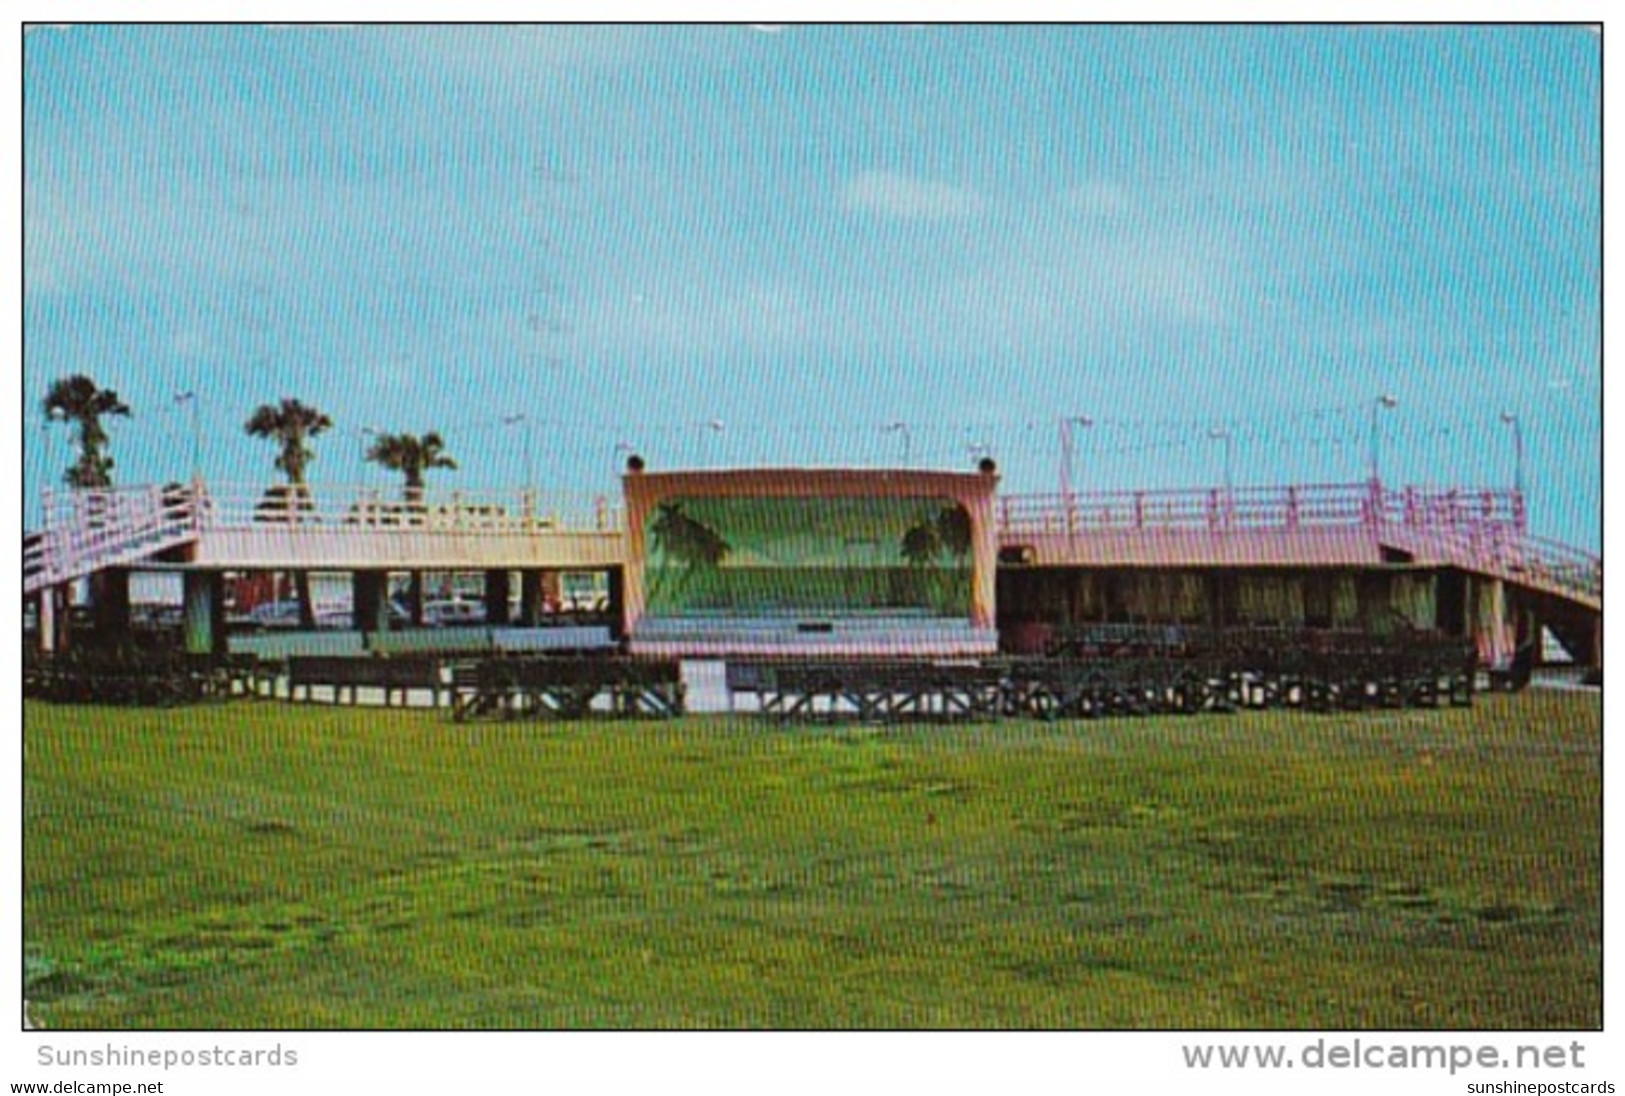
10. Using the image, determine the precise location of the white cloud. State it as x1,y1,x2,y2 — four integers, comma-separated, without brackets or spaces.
840,170,986,221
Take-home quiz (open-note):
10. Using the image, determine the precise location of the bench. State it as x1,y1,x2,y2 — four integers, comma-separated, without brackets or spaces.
451,657,685,721
732,659,1006,722
286,655,448,706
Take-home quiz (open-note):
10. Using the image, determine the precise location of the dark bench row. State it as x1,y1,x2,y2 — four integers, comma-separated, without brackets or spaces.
24,652,266,706
285,655,452,706
725,644,1477,722
450,657,685,720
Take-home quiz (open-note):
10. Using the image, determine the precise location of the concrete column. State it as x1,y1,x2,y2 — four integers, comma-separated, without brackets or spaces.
38,587,58,654
91,569,133,641
607,567,625,640
403,572,425,626
622,488,648,638
518,571,548,626
484,570,513,626
352,571,388,635
965,492,998,632
183,571,224,656
1471,577,1514,669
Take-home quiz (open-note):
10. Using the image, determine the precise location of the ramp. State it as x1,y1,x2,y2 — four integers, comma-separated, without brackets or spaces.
24,485,199,596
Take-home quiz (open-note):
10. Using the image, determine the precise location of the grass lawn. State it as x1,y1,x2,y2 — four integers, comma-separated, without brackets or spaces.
23,691,1600,1030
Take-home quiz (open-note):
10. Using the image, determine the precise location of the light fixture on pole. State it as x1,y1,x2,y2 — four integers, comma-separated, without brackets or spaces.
173,391,200,484
1207,425,1235,527
502,414,535,492
1499,410,1525,500
359,426,380,485
705,419,725,466
882,421,912,466
1060,415,1093,509
1368,394,1399,486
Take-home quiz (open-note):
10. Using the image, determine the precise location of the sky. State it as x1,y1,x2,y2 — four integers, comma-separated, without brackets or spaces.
20,24,1602,547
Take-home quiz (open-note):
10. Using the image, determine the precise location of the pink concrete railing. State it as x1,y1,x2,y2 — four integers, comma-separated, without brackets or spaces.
1410,523,1602,605
27,483,200,595
28,478,1595,609
192,482,622,535
997,482,1526,538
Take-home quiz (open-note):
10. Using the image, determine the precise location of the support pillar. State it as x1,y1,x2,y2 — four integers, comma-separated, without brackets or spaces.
91,569,133,643
519,571,547,627
353,571,388,636
484,570,513,626
38,587,59,654
408,571,425,626
607,567,625,640
1471,577,1514,670
183,571,225,656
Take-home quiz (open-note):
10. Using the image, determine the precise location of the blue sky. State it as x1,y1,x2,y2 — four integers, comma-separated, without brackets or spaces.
21,24,1601,546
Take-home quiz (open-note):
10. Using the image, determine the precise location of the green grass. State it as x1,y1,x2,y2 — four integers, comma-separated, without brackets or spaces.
23,692,1600,1029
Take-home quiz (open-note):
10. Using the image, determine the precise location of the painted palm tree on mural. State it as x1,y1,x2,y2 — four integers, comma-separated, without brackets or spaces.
935,504,972,562
245,398,333,629
898,517,942,609
43,374,132,489
648,502,731,609
898,505,972,613
935,504,973,614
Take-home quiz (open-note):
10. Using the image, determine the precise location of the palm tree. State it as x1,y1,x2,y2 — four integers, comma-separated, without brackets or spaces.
245,398,333,491
43,374,131,488
245,398,333,628
365,431,457,625
364,431,457,505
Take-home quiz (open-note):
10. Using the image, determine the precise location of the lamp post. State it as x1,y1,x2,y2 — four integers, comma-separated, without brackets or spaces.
1367,393,1399,486
705,419,725,466
1500,410,1526,533
614,440,638,476
173,391,200,485
1367,394,1398,528
1207,426,1234,525
502,414,535,490
1499,410,1525,499
503,414,535,526
359,426,379,485
1059,415,1093,504
882,421,912,466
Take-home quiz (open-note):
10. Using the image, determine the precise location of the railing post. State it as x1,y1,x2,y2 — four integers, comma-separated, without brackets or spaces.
1133,492,1145,530
1285,486,1298,531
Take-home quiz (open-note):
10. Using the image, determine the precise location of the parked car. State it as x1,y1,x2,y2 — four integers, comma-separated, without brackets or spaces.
423,598,485,628
248,600,304,630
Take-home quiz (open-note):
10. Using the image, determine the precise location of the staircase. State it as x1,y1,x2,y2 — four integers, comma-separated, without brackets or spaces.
23,484,201,596
1383,523,1601,612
